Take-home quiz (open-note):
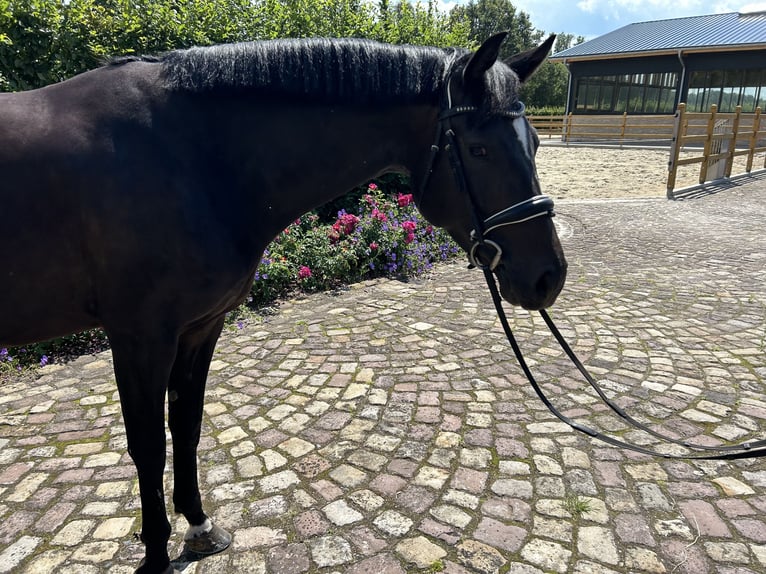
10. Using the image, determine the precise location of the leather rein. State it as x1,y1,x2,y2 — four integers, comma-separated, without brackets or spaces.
419,72,766,461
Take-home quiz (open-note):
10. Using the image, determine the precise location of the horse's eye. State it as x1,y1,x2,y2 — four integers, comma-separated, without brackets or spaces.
470,146,487,157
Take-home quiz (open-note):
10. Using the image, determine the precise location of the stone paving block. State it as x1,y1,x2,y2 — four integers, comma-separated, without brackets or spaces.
70,541,119,563
521,538,572,573
21,549,73,574
266,543,310,574
578,526,619,565
396,536,447,569
323,499,363,526
0,535,42,573
473,516,527,552
50,519,95,546
308,535,353,568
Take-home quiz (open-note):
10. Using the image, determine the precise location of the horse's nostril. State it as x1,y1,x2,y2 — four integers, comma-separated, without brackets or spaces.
535,269,554,296
535,265,565,300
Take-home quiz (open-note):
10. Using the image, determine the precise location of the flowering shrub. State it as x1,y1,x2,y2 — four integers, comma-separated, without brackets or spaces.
1,181,459,376
250,182,459,305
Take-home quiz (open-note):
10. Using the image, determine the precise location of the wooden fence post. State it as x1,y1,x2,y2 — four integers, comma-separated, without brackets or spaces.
564,112,573,144
747,107,762,173
699,104,717,184
725,105,742,178
620,112,628,147
667,103,686,198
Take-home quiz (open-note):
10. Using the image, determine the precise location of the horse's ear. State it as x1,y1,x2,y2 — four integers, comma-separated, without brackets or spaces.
505,35,556,83
462,32,508,88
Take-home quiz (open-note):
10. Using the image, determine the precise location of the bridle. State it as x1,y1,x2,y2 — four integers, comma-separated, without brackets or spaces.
419,61,766,460
416,63,555,272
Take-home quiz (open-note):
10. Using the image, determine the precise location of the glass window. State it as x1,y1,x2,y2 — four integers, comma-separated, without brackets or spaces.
600,84,614,111
720,70,742,112
574,72,683,113
658,87,677,113
644,86,660,113
585,83,599,109
576,81,588,110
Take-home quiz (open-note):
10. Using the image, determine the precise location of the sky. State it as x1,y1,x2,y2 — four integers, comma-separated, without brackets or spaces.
436,1,766,39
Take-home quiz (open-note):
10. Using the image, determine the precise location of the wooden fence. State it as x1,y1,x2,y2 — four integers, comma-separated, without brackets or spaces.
528,106,766,199
527,114,566,139
667,103,766,198
528,113,676,144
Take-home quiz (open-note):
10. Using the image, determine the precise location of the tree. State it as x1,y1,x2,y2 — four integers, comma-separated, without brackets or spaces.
0,0,65,91
554,32,584,54
1,0,474,91
520,60,568,109
449,0,541,58
520,33,583,109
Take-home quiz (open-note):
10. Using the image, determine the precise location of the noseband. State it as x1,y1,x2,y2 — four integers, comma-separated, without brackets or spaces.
417,84,555,271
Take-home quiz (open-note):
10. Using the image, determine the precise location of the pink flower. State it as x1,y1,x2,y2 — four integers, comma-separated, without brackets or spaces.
397,193,414,207
298,266,312,279
368,182,378,190
369,241,379,251
372,208,387,222
333,213,360,235
401,221,417,244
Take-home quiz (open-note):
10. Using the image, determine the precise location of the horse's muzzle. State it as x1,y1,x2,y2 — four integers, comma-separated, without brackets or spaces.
496,257,567,310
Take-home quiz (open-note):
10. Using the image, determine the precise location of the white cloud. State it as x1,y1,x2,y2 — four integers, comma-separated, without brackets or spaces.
738,2,766,12
576,0,597,13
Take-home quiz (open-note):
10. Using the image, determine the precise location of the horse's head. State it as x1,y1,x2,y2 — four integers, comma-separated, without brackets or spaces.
416,34,567,310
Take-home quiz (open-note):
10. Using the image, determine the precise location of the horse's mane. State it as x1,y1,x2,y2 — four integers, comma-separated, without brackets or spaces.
140,38,459,103
110,38,521,110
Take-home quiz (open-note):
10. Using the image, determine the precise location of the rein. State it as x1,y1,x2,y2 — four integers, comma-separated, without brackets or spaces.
423,67,766,460
483,271,766,460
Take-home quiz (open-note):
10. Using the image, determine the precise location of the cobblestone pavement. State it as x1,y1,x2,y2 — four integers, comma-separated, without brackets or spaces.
1,179,765,574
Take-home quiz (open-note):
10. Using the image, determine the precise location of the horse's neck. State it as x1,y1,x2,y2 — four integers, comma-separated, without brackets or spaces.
226,99,438,224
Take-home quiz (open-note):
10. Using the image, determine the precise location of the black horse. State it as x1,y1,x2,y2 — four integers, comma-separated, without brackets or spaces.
0,34,566,572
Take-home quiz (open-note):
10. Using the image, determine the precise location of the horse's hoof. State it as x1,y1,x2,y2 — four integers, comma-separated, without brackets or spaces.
183,523,232,555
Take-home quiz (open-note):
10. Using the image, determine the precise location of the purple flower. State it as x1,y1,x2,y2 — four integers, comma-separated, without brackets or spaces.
39,355,49,367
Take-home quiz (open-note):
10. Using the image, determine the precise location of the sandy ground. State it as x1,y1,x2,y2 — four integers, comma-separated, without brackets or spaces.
535,144,766,200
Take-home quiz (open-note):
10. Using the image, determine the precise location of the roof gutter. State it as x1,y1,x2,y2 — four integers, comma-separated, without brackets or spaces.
677,50,686,109
563,59,572,117
549,43,766,63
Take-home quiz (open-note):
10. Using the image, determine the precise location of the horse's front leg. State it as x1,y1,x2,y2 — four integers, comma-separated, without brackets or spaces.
168,316,232,555
110,332,179,574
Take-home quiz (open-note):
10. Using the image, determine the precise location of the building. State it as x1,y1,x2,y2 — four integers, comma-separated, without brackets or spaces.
551,11,766,115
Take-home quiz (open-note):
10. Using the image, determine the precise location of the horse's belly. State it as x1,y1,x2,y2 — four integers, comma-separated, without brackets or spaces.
0,218,98,345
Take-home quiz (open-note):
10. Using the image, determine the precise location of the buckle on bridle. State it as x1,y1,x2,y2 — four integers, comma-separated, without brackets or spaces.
468,238,502,271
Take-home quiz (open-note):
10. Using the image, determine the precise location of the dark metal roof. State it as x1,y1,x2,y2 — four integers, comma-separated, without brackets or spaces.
552,11,766,60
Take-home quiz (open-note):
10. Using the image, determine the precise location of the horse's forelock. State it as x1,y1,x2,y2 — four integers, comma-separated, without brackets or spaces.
483,62,522,115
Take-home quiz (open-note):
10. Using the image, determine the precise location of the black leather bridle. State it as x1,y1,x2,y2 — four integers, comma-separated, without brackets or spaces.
416,71,555,272
420,65,766,460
